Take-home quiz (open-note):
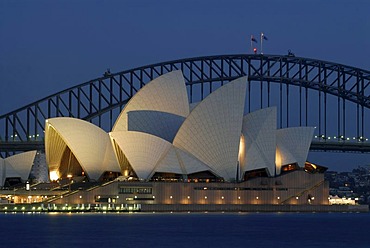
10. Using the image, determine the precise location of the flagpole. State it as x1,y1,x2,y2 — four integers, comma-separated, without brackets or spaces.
260,32,263,54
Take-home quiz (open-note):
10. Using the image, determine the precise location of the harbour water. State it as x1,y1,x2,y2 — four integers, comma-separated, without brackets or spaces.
1,212,369,248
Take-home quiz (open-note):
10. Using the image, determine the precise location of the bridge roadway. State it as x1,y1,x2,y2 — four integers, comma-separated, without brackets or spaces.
1,140,370,153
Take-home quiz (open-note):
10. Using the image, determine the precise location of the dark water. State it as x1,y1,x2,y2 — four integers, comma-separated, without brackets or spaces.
1,212,369,248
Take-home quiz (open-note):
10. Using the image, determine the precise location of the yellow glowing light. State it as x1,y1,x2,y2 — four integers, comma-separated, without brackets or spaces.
238,135,245,162
275,149,282,169
49,171,59,181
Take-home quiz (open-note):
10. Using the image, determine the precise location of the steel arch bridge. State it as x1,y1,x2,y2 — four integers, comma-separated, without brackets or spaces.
1,54,370,157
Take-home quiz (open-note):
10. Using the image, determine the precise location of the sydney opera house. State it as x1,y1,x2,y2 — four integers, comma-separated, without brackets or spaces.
0,71,332,211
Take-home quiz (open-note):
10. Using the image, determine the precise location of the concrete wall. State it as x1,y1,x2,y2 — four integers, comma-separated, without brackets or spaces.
52,171,329,207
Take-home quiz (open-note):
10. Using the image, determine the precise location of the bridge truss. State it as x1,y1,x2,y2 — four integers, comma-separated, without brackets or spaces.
1,54,370,156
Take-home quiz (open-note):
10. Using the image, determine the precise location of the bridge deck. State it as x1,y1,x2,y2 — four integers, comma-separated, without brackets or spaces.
1,140,370,153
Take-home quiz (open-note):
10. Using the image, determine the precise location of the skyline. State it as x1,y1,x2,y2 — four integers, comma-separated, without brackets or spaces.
1,0,370,171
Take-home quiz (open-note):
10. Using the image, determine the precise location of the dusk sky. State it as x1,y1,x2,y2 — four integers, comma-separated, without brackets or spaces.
1,0,370,170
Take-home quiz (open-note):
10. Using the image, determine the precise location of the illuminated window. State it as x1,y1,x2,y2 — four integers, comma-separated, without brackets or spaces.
281,163,299,173
49,171,59,181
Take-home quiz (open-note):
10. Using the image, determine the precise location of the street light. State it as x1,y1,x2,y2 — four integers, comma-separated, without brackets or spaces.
25,181,30,191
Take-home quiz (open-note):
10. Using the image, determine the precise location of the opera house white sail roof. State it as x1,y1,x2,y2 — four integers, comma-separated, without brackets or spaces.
173,77,247,181
44,71,315,182
275,127,315,175
112,70,189,133
240,108,314,177
241,107,277,177
45,117,120,181
110,131,214,180
0,150,36,186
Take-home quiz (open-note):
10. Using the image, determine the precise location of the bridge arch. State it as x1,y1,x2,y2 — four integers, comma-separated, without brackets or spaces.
1,54,370,155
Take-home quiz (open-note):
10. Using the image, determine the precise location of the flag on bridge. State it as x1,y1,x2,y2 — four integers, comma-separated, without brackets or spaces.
261,33,268,41
250,35,258,53
251,35,257,43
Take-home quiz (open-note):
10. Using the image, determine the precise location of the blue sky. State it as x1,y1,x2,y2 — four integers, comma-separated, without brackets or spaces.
1,0,369,170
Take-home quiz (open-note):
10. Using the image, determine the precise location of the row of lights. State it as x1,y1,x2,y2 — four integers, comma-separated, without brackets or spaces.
146,196,311,200
28,134,40,139
11,195,308,202
9,134,41,139
162,196,290,200
314,135,368,141
328,196,358,201
3,206,27,210
60,195,89,199
7,133,368,144
97,195,119,199
5,195,48,200
158,196,311,201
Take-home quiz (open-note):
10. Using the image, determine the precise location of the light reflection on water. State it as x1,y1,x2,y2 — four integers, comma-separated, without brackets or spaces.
1,212,369,248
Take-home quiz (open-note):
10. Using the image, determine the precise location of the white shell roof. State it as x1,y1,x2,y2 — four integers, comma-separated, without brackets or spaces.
110,130,215,180
127,110,185,142
276,127,315,174
45,117,120,180
153,146,214,176
0,160,18,186
176,148,215,175
112,70,190,132
241,107,277,177
110,131,172,180
153,147,185,175
173,77,247,181
0,151,36,186
45,123,67,173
